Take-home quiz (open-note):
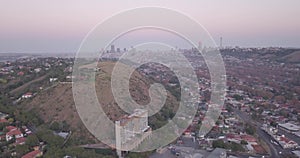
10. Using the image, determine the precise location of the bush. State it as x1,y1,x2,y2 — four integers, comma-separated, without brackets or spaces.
230,142,245,152
245,123,256,135
25,135,40,147
233,94,243,101
241,140,248,145
49,121,60,132
212,140,226,148
15,144,30,156
36,128,64,148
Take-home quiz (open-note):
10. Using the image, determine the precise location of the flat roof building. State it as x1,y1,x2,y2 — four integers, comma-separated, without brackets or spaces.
115,109,151,157
278,123,300,132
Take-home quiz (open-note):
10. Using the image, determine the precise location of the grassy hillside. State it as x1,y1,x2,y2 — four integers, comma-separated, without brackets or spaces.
279,50,300,63
20,61,179,145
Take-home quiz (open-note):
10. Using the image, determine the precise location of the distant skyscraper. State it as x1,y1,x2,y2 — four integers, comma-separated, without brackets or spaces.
198,41,203,50
117,48,120,53
110,45,115,53
220,37,223,48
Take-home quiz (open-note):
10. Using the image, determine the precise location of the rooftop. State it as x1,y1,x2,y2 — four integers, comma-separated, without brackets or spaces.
7,129,22,136
278,123,300,131
21,150,42,158
118,109,148,126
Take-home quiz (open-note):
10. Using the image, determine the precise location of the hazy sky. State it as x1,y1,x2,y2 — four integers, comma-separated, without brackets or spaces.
1,0,300,53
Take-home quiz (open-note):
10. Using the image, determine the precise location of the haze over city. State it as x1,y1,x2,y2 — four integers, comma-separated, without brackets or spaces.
1,0,300,53
0,1,300,158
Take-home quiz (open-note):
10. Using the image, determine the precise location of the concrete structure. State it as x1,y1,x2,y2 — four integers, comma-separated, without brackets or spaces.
261,124,278,135
115,109,151,157
110,45,115,53
277,136,298,149
207,148,226,158
220,37,223,48
278,123,300,132
6,128,23,141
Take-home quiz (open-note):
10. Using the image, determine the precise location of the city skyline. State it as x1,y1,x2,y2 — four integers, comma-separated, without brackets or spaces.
1,0,300,53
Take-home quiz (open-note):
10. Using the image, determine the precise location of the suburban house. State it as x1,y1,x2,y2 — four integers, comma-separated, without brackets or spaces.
6,127,24,141
277,136,298,149
22,92,33,99
15,137,27,145
6,126,17,131
22,150,43,158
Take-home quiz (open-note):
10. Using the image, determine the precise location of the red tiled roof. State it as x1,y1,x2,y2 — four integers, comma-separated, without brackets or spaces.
280,136,290,143
0,119,8,123
279,137,296,144
241,134,257,142
16,137,26,145
226,134,241,140
6,126,17,131
7,129,22,136
18,71,25,76
21,150,42,158
24,92,33,96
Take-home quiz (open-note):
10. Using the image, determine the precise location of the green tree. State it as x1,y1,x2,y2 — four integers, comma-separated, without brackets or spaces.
25,135,39,147
36,129,64,148
230,142,245,152
15,144,30,156
233,94,243,101
270,121,278,127
245,123,256,135
212,140,226,148
50,121,60,132
0,151,11,158
0,122,9,131
241,140,248,145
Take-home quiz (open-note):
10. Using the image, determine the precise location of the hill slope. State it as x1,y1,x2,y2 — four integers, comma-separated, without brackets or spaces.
21,61,179,145
280,50,300,63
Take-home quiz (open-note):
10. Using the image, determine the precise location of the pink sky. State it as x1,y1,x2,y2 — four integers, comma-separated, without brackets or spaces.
1,0,300,52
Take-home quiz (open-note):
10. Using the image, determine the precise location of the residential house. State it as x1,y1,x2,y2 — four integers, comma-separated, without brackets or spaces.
49,78,58,82
277,136,298,149
15,137,27,145
22,93,33,99
22,150,43,158
6,127,24,141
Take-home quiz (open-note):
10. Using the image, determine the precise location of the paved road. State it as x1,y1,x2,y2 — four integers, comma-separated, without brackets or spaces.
233,108,279,158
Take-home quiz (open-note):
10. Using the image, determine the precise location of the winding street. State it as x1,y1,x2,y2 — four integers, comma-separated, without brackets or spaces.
233,108,279,158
